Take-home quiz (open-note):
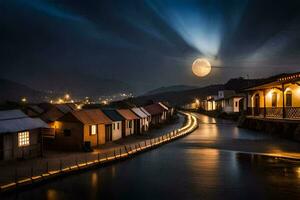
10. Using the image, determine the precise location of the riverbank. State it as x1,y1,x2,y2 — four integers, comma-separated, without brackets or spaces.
191,112,300,161
0,112,198,194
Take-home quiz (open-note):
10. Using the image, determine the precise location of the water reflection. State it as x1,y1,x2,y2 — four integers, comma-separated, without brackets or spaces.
2,114,300,200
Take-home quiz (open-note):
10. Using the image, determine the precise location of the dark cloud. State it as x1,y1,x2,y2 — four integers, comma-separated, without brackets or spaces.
1,0,300,94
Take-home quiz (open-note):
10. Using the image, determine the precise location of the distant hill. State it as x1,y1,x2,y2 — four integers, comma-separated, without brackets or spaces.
0,78,46,103
144,85,199,96
118,84,224,107
121,77,264,107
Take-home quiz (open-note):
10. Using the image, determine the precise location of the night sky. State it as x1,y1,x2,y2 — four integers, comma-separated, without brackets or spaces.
1,0,300,94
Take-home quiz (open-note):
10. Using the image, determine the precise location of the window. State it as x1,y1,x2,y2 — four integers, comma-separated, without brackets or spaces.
235,102,238,107
272,92,277,107
117,122,119,129
113,123,115,130
18,131,30,147
89,125,97,135
128,121,132,128
286,91,292,107
63,129,71,136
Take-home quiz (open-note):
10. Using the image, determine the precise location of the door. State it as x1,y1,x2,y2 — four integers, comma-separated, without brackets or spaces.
121,121,126,138
254,94,260,116
0,135,3,160
239,99,244,112
105,125,112,142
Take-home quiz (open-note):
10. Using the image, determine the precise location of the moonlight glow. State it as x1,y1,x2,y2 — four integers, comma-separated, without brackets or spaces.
192,58,211,77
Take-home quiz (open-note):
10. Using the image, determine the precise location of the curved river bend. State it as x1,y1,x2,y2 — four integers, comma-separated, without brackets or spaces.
3,113,300,200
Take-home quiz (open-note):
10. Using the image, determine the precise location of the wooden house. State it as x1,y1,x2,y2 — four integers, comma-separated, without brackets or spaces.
131,107,150,133
52,109,112,150
0,110,49,160
144,103,165,126
116,109,139,137
140,107,151,123
102,109,124,141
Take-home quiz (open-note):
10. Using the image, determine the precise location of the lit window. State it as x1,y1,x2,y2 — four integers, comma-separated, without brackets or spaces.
90,125,97,135
18,131,30,147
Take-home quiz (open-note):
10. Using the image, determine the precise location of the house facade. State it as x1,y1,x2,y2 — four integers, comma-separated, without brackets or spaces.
52,109,112,150
144,103,165,126
0,110,49,160
116,109,139,136
131,107,150,133
245,72,300,119
102,109,124,141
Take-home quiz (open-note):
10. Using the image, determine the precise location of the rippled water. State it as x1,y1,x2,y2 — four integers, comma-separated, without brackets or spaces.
3,114,300,200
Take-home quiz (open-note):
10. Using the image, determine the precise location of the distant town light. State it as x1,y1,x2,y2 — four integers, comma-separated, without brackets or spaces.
21,97,27,103
65,94,70,100
58,98,64,104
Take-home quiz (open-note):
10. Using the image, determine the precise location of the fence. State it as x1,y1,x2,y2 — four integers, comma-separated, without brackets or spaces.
0,112,198,192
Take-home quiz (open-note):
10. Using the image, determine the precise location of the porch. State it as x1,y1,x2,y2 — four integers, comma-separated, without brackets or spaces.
247,107,300,120
246,72,300,121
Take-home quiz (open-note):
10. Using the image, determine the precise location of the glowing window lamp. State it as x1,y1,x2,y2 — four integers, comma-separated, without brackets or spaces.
18,131,30,147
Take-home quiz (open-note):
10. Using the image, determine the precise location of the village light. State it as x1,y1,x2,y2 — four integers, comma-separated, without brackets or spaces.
58,98,64,104
21,97,27,103
65,94,70,100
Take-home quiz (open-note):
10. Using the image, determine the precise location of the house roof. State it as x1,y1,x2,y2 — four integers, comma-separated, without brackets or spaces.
140,107,151,117
61,109,112,125
117,109,139,120
0,110,49,134
158,102,169,111
215,94,245,101
55,104,73,114
27,105,44,115
131,108,148,118
143,103,165,115
0,109,27,120
40,104,76,122
102,109,124,121
244,72,300,91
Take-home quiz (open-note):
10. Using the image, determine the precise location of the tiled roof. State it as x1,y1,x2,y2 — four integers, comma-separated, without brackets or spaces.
117,109,139,120
131,108,148,118
143,104,164,115
0,110,49,133
60,109,112,124
102,109,124,121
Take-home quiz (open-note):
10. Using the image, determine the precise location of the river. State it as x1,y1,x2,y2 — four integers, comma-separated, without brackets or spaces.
3,113,300,199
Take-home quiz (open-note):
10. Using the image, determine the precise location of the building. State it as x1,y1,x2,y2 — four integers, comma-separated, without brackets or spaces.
102,109,124,141
140,107,151,125
201,95,218,111
51,109,112,150
158,102,175,119
144,103,166,126
245,72,300,119
215,94,245,113
0,110,49,160
131,107,150,133
39,103,75,126
116,109,139,136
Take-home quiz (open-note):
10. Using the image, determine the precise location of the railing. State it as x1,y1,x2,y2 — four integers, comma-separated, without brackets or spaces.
0,113,198,191
247,107,300,120
266,108,283,118
286,107,300,119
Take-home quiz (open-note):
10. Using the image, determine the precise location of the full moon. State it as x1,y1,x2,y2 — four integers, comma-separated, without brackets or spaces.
192,58,212,77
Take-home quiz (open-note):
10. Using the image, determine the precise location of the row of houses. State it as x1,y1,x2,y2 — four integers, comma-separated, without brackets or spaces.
183,72,300,120
0,102,175,160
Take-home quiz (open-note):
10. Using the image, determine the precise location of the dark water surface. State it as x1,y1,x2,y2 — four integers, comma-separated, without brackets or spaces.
3,114,300,200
